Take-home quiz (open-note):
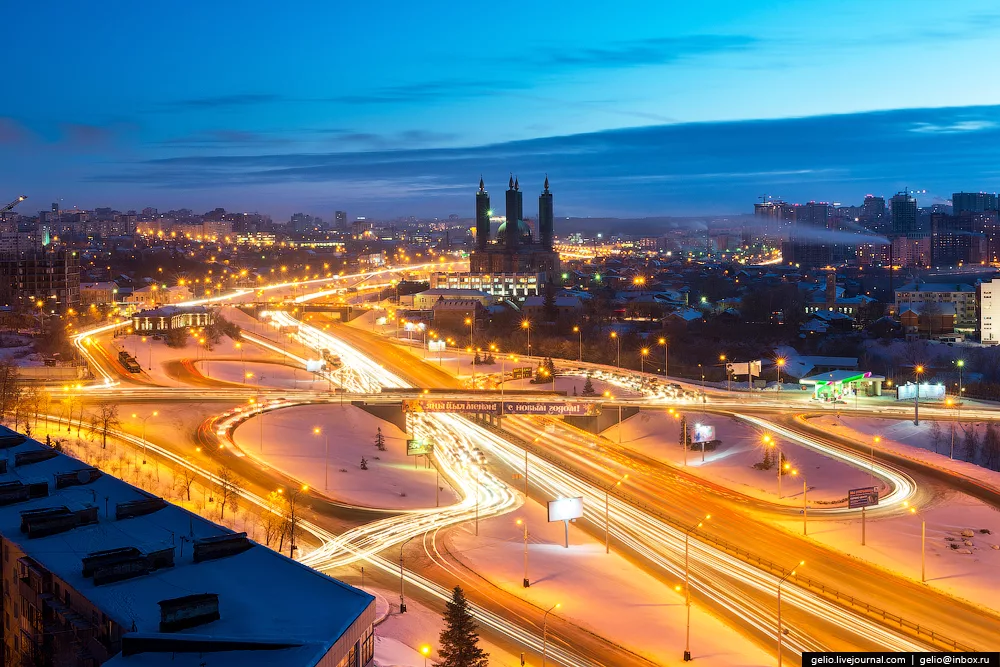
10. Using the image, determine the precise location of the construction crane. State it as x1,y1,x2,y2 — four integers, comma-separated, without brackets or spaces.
0,195,27,214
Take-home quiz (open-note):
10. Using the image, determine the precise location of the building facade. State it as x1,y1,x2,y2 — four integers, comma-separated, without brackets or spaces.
0,251,81,313
131,305,213,332
980,278,1000,344
895,282,977,331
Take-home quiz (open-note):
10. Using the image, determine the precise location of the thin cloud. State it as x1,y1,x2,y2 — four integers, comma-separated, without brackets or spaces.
909,120,997,134
0,117,34,144
534,34,757,69
170,93,284,109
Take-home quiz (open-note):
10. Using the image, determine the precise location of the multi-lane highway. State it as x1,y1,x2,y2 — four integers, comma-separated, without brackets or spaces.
63,274,1000,665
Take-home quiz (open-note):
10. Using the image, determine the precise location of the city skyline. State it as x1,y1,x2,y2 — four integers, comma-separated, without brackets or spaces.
3,2,1000,217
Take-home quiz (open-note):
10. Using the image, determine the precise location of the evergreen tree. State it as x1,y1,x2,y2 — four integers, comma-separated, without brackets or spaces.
438,586,489,667
582,376,596,397
473,351,482,365
360,456,368,470
375,427,386,451
679,416,689,450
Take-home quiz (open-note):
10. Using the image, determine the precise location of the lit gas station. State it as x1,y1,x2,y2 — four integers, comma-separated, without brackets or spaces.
799,370,886,401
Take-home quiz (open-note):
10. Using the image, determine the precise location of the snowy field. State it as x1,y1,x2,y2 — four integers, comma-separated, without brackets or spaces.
445,497,772,666
502,374,642,397
604,410,882,505
194,359,327,390
811,415,1000,494
776,487,1000,613
365,587,524,667
232,404,459,510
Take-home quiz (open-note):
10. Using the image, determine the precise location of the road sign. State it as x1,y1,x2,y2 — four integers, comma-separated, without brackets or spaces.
848,486,879,509
406,440,433,456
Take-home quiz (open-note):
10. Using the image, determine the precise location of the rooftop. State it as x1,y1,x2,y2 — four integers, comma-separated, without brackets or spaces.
0,425,373,666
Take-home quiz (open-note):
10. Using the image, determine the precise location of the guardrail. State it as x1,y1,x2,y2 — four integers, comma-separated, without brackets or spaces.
473,417,980,654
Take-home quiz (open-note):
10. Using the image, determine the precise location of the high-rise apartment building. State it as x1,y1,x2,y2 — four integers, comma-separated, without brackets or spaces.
953,191,999,215
981,278,1000,344
890,191,920,237
0,250,81,313
335,210,348,231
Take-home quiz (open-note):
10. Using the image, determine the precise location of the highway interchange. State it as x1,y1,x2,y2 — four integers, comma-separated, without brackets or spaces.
60,268,1000,666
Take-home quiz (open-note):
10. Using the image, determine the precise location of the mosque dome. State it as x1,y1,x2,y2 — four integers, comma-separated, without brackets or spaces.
496,219,532,245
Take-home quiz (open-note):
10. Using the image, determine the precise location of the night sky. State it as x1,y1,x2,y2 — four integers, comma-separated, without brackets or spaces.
3,1,1000,218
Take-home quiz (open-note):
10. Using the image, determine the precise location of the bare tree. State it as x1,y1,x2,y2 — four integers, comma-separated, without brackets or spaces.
96,403,121,449
929,421,943,454
176,465,197,502
262,490,284,548
0,359,22,424
983,423,1000,471
217,464,243,520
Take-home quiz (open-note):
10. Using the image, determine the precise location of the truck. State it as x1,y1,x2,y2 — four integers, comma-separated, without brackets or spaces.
118,350,141,373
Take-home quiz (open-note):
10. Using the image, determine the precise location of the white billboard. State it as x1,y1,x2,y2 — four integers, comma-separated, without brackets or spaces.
693,423,715,443
725,360,762,377
305,359,325,372
896,383,946,401
547,497,584,522
428,340,446,352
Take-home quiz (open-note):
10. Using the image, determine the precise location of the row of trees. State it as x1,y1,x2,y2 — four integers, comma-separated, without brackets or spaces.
929,421,1000,471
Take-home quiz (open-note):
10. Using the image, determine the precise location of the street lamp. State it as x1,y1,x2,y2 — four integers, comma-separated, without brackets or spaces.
517,518,530,587
420,645,431,667
521,320,531,357
605,473,629,554
776,357,786,387
956,359,964,404
604,390,623,445
572,325,583,362
683,513,710,661
762,434,785,499
914,364,924,425
640,348,649,374
609,331,621,369
465,316,474,348
132,411,159,465
542,602,561,667
658,337,668,377
791,469,807,534
903,501,926,583
313,426,330,490
720,354,729,391
777,560,805,667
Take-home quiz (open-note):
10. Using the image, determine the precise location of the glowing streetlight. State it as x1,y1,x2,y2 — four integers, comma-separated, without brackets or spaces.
542,603,561,667
777,560,805,667
682,514,710,661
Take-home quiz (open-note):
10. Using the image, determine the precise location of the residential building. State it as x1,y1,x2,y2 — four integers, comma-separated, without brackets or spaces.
0,425,375,667
952,191,998,215
0,251,81,313
431,298,484,328
890,191,921,237
409,288,492,310
80,282,120,307
980,278,1000,344
521,295,584,320
894,282,977,331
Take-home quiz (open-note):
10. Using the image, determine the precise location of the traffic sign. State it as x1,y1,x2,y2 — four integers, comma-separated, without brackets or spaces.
848,486,878,509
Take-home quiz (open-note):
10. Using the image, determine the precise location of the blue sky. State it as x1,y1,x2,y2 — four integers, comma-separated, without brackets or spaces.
3,1,1000,218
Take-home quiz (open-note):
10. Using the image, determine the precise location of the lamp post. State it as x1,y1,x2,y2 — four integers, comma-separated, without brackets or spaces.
605,391,622,444
776,357,786,388
573,326,583,362
871,436,880,486
956,359,964,404
420,645,431,667
658,337,668,377
313,427,329,490
641,348,649,374
777,561,805,667
521,320,531,357
791,469,807,534
604,473,629,554
683,514,710,661
517,518,530,587
720,354,729,391
465,316,474,348
542,603,561,667
914,365,924,425
132,411,158,465
904,501,926,583
610,331,621,369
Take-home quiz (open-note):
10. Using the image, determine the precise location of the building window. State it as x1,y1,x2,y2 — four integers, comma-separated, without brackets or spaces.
360,626,374,665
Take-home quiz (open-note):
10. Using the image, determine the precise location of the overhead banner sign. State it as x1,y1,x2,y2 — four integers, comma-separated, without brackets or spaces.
406,440,433,456
502,401,602,417
402,399,601,417
848,486,879,509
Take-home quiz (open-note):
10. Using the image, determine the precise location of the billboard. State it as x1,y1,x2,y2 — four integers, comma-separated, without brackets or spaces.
428,340,446,352
848,486,879,509
547,497,584,522
403,399,499,414
511,367,534,380
895,383,946,401
305,359,325,372
402,400,601,417
502,401,601,417
406,440,433,456
692,423,715,443
726,360,762,376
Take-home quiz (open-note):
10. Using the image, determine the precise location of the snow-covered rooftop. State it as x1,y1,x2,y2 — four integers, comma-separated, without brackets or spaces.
0,425,374,666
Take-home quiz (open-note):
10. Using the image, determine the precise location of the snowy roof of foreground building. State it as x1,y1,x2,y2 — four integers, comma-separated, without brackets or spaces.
0,425,374,666
896,282,976,294
133,304,210,318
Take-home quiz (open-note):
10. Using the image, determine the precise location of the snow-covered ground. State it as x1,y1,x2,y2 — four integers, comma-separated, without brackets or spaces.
775,488,1000,613
444,497,772,666
503,375,642,398
194,359,327,390
603,410,882,505
365,586,523,667
810,415,1000,495
232,404,459,510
